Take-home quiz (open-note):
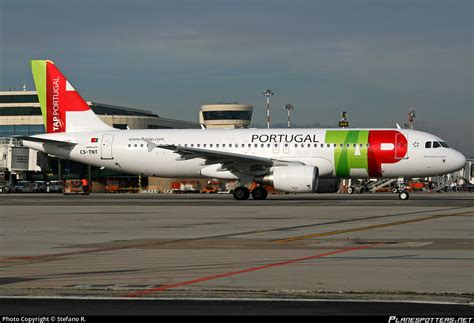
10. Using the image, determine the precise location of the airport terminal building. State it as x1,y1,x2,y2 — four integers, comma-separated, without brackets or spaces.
0,90,199,136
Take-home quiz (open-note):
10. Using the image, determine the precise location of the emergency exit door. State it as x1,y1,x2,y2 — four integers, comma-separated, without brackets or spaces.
101,134,114,160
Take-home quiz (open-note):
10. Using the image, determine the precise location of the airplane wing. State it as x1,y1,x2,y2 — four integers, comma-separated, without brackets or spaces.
15,136,78,146
142,139,301,175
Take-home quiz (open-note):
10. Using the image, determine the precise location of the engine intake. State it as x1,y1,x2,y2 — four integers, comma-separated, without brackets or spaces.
258,165,319,193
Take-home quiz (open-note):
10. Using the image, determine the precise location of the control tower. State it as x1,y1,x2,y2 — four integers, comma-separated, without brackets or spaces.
199,103,253,129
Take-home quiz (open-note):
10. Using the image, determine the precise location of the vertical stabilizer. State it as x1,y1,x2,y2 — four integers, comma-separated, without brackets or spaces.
31,60,113,133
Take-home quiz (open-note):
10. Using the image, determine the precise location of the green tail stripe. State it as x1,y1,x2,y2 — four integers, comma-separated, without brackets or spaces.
31,60,48,128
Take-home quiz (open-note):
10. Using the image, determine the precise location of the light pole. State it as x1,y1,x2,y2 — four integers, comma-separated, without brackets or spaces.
408,109,415,130
263,89,274,129
284,104,294,128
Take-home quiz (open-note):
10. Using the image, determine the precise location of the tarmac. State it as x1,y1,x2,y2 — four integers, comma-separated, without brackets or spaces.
0,192,473,314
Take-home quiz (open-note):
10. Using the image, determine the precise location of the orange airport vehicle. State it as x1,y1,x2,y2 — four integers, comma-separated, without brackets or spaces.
63,179,89,195
407,181,425,191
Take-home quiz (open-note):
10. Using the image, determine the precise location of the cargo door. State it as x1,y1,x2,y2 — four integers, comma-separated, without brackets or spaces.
101,134,114,160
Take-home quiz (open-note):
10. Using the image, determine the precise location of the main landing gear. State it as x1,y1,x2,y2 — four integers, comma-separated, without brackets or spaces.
233,186,268,200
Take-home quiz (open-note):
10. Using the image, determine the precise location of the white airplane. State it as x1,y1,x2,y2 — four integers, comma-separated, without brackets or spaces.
20,60,466,200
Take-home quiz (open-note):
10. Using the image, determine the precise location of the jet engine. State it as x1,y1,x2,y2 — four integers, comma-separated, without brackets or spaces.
257,165,318,193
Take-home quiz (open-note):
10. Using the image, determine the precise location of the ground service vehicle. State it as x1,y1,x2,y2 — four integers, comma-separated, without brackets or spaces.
63,180,89,195
14,181,34,193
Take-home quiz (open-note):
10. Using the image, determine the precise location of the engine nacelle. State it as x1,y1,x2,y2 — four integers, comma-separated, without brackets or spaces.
259,165,318,193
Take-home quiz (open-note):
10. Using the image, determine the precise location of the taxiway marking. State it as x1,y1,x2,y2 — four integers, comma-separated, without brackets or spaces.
125,242,382,297
274,211,473,243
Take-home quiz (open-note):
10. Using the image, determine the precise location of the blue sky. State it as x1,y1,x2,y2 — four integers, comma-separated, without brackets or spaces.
1,0,472,155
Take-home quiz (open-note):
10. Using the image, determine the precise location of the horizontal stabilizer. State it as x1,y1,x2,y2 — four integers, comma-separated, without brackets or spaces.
15,136,78,146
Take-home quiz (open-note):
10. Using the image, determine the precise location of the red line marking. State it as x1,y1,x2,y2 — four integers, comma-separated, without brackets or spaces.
125,242,382,298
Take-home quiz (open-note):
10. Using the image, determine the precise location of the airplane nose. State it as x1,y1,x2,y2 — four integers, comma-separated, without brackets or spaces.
451,150,466,171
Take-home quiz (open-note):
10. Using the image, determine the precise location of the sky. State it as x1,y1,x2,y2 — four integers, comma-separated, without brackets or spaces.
0,0,473,156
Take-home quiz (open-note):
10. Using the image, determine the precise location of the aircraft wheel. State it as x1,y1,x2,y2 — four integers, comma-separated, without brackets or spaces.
398,191,410,200
347,187,355,194
251,186,268,200
233,186,250,200
356,187,365,194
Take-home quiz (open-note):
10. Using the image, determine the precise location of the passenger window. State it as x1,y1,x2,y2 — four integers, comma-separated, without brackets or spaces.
294,144,298,148
314,144,318,148
320,144,324,148
216,144,219,148
134,144,137,147
340,144,344,148
128,144,131,147
425,142,431,148
254,144,258,148
248,144,252,148
267,144,271,148
209,144,213,148
433,142,440,148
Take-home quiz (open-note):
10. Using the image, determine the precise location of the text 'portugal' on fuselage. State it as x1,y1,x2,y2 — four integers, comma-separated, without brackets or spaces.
21,60,466,200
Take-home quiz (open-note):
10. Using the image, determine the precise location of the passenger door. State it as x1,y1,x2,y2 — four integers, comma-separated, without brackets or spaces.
101,134,114,160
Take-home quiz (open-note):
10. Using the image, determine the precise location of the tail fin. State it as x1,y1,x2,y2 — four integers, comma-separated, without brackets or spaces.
31,60,113,133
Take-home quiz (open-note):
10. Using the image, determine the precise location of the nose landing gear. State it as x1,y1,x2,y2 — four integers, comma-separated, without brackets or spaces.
398,190,410,200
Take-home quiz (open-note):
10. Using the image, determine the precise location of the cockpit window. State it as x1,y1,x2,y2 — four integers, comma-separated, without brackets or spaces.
425,142,431,148
433,141,441,148
440,142,449,148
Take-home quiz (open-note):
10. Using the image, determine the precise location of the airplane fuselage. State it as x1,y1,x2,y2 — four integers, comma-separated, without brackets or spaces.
24,128,466,180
